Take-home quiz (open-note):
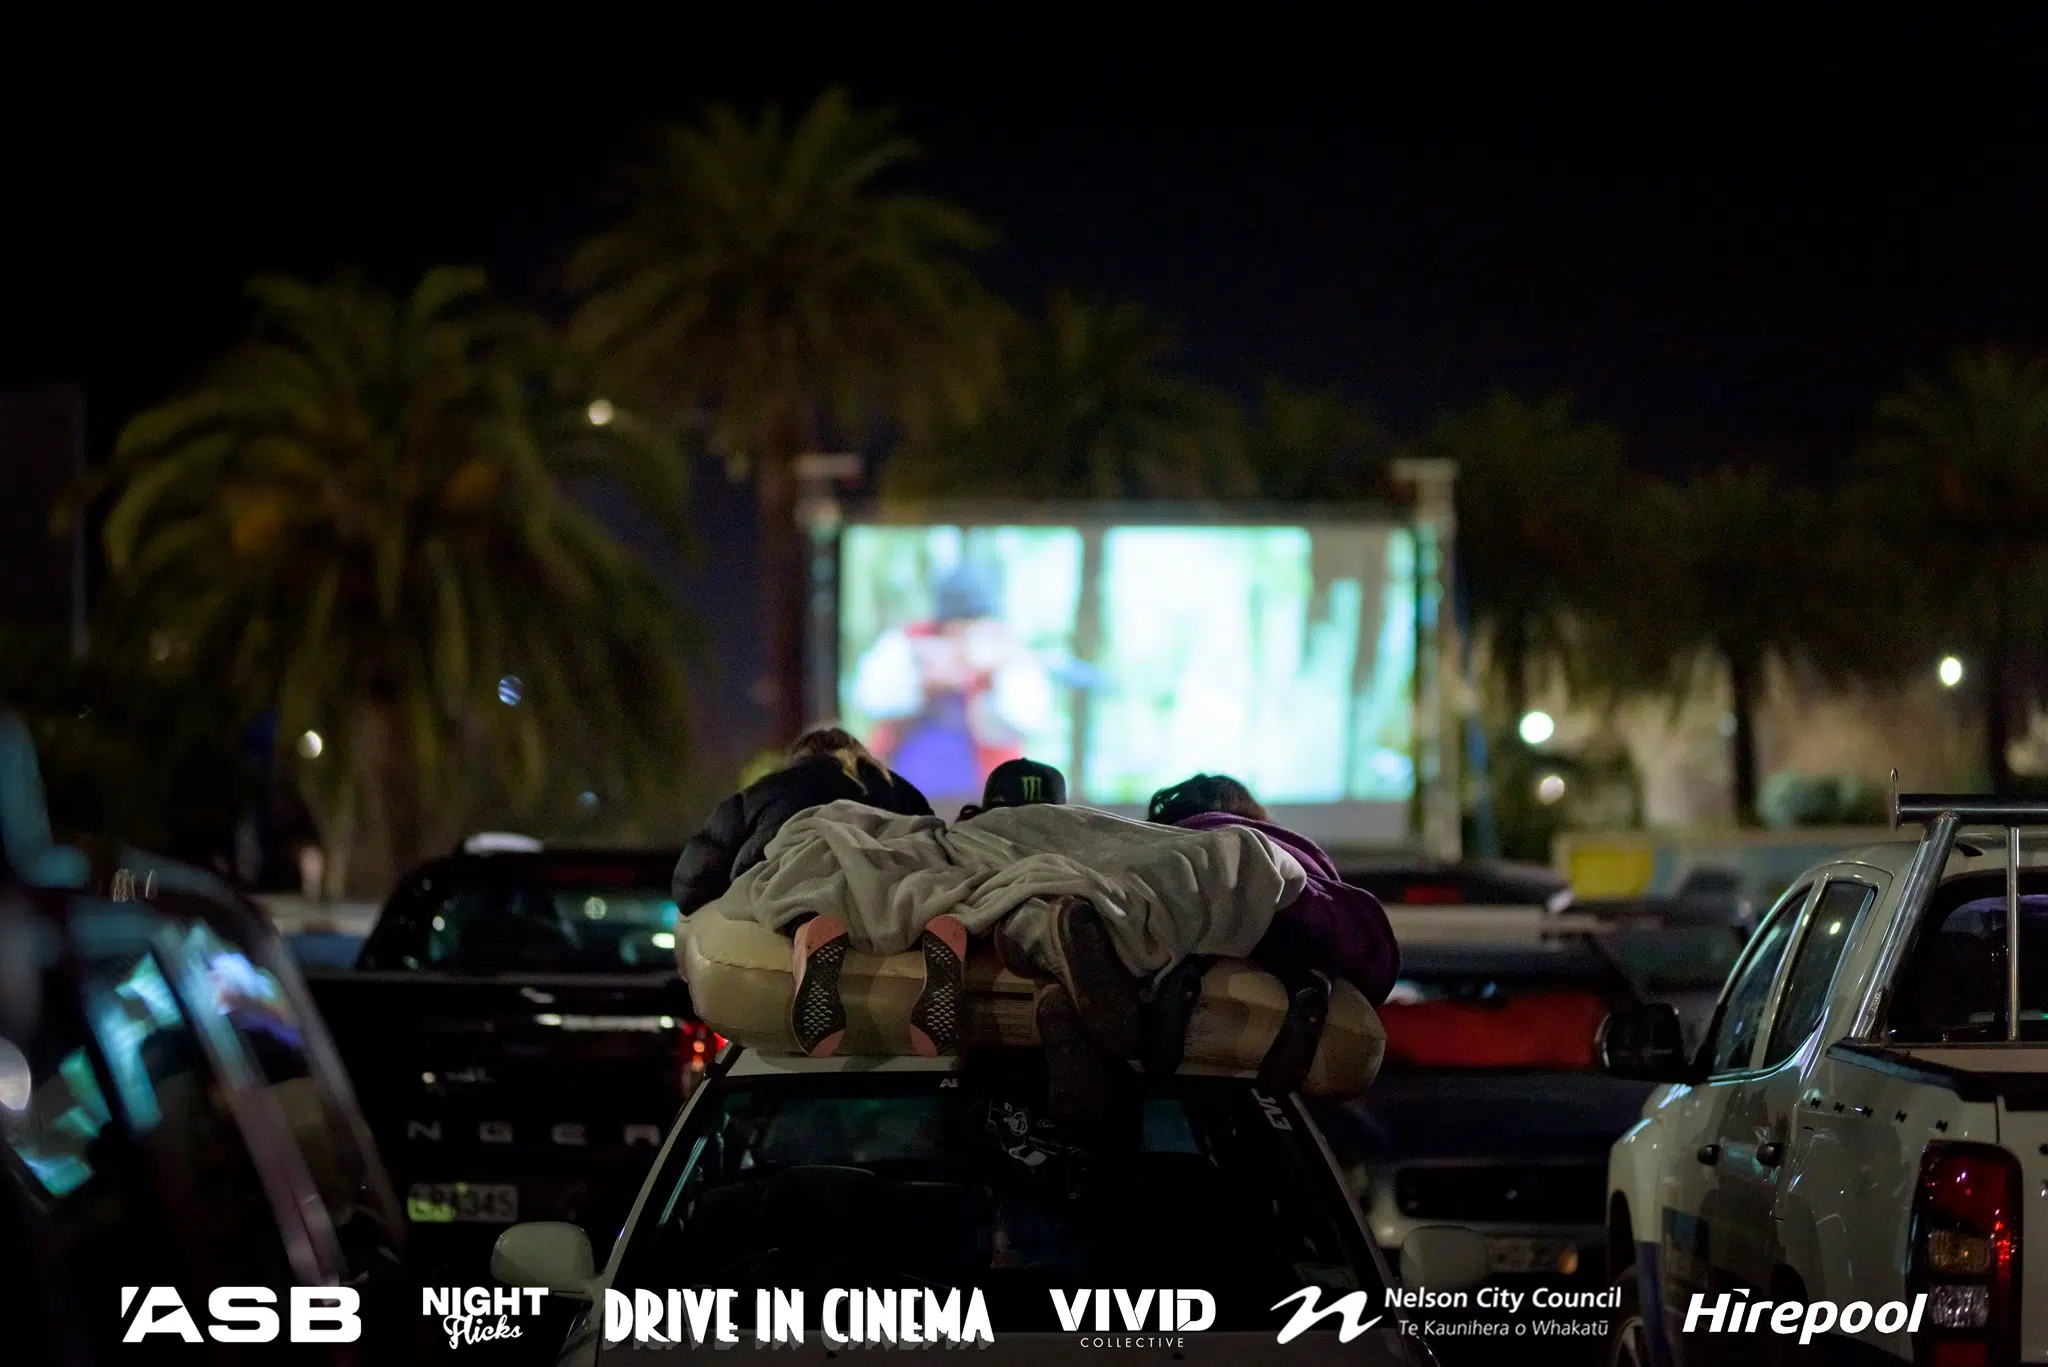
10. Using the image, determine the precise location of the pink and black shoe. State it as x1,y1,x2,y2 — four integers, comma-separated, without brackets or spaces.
909,914,969,1057
790,914,851,1056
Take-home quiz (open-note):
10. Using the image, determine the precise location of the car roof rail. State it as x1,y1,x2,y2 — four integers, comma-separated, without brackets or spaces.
461,832,543,855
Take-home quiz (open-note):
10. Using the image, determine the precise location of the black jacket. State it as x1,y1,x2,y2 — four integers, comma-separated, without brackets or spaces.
672,757,932,913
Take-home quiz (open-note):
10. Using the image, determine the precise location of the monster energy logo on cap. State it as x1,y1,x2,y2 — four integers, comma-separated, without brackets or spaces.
982,759,1067,809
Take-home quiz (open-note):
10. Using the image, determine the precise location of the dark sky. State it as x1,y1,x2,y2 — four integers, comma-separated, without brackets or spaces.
5,14,2045,756
7,13,2047,474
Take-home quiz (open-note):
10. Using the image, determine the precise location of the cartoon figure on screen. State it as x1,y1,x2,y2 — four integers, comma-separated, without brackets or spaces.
850,564,1097,801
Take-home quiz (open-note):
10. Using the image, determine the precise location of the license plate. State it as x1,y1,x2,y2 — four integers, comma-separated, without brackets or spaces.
1486,1236,1579,1275
407,1182,518,1224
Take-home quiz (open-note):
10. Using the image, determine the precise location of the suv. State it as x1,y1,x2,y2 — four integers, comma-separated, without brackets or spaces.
489,1046,1470,1364
1601,789,2048,1366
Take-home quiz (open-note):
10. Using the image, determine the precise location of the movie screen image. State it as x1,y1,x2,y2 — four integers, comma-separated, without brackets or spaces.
836,520,1417,837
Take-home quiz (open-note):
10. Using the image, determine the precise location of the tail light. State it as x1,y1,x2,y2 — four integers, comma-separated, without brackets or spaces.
1911,1143,2022,1367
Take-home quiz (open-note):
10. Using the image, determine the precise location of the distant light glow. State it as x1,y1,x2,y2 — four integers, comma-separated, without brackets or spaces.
1518,711,1556,746
583,896,608,921
497,675,523,706
651,932,675,950
298,730,324,759
1536,773,1567,805
586,398,616,427
0,1040,29,1111
578,791,598,808
431,916,446,932
1939,656,1964,688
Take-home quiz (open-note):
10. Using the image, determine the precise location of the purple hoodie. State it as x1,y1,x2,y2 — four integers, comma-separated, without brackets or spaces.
1176,812,1399,1006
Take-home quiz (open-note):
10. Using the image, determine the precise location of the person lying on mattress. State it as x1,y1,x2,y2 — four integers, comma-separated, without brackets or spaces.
672,727,933,916
1139,773,1399,1094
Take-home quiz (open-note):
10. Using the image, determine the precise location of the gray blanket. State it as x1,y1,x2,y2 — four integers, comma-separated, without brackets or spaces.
696,799,1306,978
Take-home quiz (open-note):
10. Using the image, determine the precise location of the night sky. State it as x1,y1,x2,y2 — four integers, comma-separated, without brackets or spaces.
5,14,2045,756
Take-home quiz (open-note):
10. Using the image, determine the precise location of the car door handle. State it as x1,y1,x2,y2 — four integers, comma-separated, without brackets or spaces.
1757,1142,1785,1168
1696,1143,1720,1165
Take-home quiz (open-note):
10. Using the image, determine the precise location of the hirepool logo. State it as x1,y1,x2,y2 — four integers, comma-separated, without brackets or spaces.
1683,1292,1927,1343
423,1287,550,1349
119,1287,361,1343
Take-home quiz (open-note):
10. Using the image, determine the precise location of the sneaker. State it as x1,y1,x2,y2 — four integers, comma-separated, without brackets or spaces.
1034,982,1106,1122
1140,956,1209,1076
909,914,968,1057
1255,969,1332,1096
790,915,850,1057
999,897,1142,1060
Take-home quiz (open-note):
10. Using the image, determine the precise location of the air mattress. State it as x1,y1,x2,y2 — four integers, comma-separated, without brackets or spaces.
679,911,1385,1099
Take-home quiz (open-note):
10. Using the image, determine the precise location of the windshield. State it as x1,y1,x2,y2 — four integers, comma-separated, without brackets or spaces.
614,1057,1380,1331
362,857,680,973
1889,882,2048,1043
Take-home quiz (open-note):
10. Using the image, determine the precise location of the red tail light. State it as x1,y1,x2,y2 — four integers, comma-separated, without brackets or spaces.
1911,1143,2021,1367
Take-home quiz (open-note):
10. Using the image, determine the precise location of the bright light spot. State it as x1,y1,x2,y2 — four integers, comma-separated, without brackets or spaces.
583,896,608,920
1536,773,1567,805
421,1072,436,1085
431,915,446,932
586,398,615,426
1827,920,1843,936
298,729,324,759
497,675,523,706
658,1015,676,1029
651,932,675,950
1939,656,1964,688
0,1040,30,1111
1518,710,1556,745
578,791,598,808
534,1013,564,1027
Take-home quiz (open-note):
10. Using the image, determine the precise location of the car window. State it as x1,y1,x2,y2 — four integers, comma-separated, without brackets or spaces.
1760,880,1877,1068
1889,884,2048,1043
1704,886,1806,1074
616,1065,1378,1330
366,867,679,973
83,950,297,1289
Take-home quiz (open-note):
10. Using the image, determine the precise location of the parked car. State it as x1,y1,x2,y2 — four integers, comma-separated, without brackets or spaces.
0,859,413,1364
1317,935,1654,1296
488,1044,1471,1365
304,846,709,1283
1601,790,2048,1367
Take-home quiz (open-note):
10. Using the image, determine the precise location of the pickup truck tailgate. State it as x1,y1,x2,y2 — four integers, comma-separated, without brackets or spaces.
2001,1091,2048,1364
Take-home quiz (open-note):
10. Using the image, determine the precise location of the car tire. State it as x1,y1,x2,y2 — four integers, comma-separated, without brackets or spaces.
1603,1266,1653,1367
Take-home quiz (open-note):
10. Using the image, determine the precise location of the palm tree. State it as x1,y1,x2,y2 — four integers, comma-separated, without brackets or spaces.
1414,392,1631,720
1630,467,1837,825
569,88,1000,745
1853,348,2048,789
1239,380,1391,505
92,269,696,895
883,290,1250,502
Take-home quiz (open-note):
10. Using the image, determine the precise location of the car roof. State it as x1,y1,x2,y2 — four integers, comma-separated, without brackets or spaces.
1826,834,2048,880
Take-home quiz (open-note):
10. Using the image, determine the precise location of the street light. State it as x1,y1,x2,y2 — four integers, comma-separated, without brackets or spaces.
298,730,324,759
1938,656,1964,688
1518,710,1556,745
586,399,616,427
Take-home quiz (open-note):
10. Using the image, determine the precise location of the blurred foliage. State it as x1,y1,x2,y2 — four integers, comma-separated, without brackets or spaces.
0,626,257,865
885,290,1250,501
79,269,697,896
1849,347,2048,791
1757,772,1888,829
1483,734,1642,863
570,88,1002,743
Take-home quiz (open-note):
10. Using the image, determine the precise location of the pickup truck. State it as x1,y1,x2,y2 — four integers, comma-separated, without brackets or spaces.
1599,787,2048,1367
304,845,710,1284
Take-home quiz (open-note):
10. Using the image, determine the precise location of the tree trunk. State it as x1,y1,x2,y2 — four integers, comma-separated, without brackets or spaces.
1498,616,1529,726
1987,619,2014,792
757,446,806,748
1726,648,1762,827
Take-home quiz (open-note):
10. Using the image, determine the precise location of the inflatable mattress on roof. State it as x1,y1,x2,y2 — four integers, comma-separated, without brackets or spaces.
678,911,1386,1100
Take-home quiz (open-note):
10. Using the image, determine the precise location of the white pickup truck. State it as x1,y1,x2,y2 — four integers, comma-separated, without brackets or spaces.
1600,786,2048,1367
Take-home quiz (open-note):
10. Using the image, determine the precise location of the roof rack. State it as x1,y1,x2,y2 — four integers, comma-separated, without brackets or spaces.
1854,772,2043,1041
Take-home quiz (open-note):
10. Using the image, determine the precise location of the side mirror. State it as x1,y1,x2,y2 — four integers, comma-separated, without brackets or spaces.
1399,1226,1491,1294
492,1222,596,1299
1598,1003,1692,1082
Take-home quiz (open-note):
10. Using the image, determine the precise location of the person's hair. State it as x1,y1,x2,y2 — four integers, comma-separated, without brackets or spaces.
1147,773,1268,825
786,726,886,790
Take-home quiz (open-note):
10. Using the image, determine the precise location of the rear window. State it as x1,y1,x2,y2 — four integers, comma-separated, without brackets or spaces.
1889,881,2048,1043
614,1059,1379,1330
363,860,680,973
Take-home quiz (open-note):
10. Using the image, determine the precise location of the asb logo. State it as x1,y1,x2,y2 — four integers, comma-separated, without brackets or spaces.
1272,1288,1384,1344
120,1287,361,1343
